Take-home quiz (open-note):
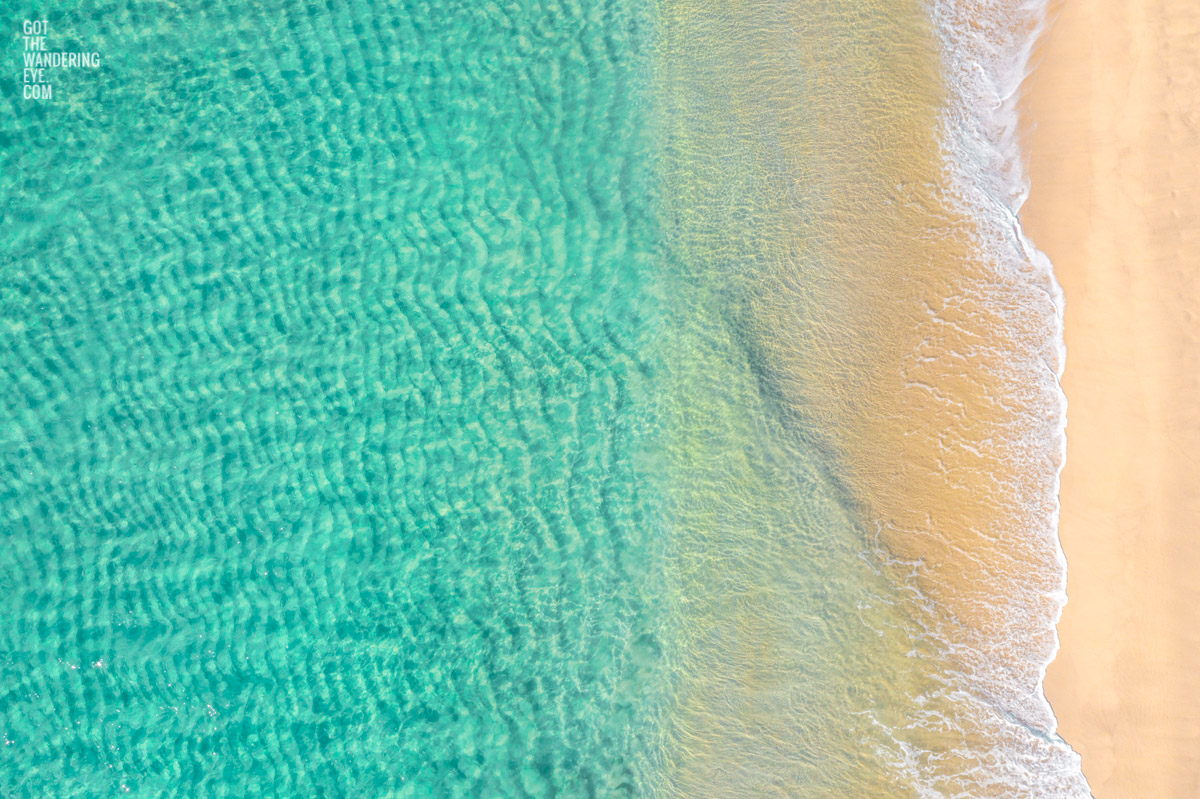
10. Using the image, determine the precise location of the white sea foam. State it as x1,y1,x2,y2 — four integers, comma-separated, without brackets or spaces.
891,0,1092,795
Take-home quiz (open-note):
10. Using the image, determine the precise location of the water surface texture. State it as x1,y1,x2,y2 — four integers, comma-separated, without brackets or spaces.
0,0,1090,796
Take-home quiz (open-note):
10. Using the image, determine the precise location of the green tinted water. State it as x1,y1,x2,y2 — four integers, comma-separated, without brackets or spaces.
2,0,670,795
0,0,1090,796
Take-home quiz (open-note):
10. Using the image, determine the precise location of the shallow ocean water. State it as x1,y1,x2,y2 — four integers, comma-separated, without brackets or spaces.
1,0,1089,796
4,0,667,794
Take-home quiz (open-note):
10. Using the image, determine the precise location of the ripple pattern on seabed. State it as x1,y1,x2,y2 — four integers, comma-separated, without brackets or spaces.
0,0,668,795
0,0,1096,796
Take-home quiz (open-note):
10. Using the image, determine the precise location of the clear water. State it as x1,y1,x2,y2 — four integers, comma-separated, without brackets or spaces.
0,0,1090,796
3,0,667,794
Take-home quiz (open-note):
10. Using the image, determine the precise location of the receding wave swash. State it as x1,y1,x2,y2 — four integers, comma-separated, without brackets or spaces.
0,0,1088,795
651,0,1090,795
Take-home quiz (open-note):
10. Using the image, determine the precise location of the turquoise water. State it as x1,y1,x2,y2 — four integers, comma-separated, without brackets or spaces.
2,0,669,795
1,0,1093,796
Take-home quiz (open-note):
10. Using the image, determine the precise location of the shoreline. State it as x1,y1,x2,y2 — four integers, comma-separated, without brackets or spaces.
1022,0,1200,795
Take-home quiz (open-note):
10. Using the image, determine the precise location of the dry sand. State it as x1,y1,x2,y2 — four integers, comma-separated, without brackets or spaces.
1021,0,1200,795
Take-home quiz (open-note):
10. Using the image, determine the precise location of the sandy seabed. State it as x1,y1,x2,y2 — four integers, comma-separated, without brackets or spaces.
1022,0,1200,795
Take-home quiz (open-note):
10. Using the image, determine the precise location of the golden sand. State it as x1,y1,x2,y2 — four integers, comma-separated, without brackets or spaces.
1022,0,1200,794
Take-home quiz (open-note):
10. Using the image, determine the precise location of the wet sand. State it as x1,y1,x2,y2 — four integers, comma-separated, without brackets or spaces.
1022,0,1200,795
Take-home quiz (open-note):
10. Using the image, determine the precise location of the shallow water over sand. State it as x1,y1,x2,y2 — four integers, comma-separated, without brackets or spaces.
0,0,1088,795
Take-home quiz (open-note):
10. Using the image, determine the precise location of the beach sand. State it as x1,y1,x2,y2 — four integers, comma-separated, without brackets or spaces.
1022,0,1200,795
